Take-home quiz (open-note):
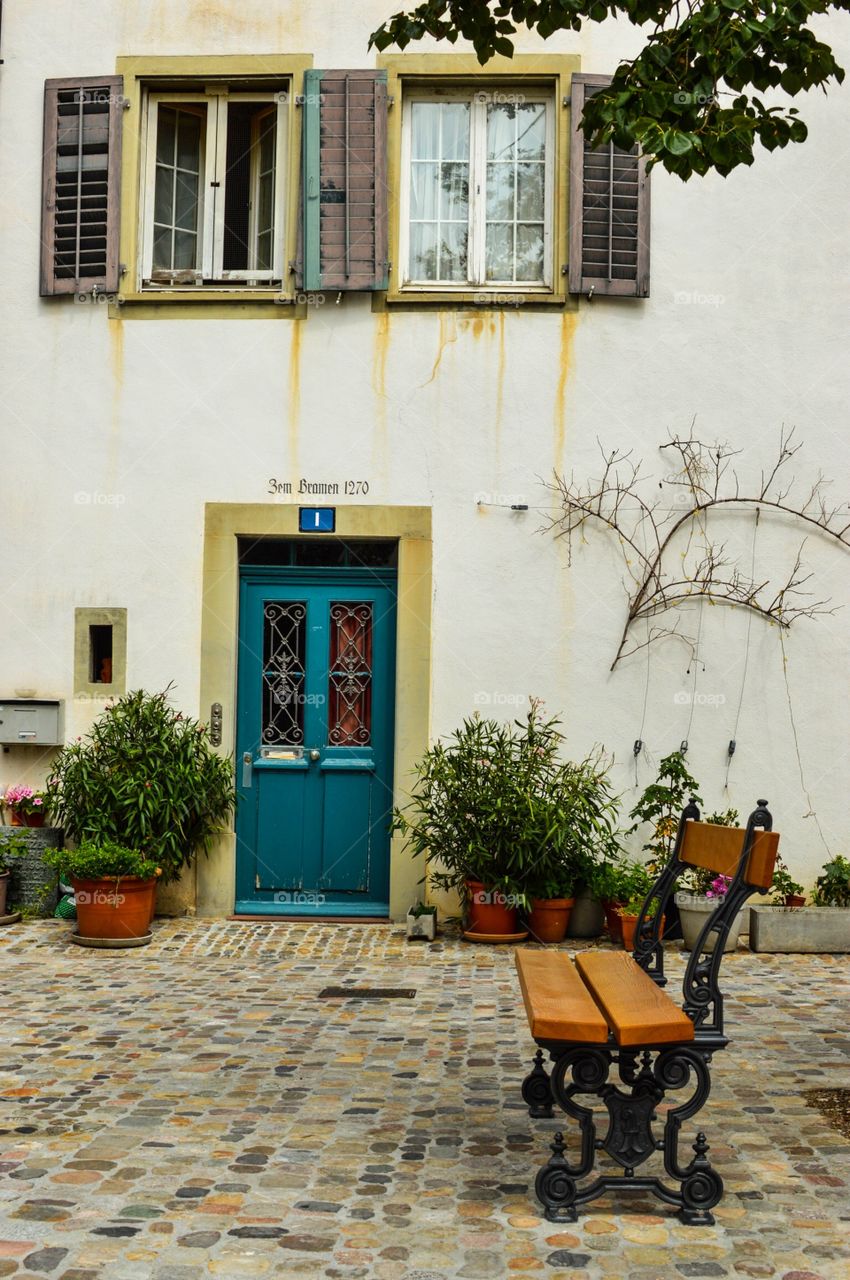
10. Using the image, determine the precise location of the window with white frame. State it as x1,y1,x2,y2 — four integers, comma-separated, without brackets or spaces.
401,90,554,290
141,89,287,286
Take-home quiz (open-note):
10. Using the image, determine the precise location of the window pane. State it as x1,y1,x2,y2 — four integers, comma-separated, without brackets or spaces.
440,223,468,281
152,224,172,272
222,103,278,274
485,222,514,281
440,162,469,222
516,105,546,160
487,103,516,160
411,102,441,160
516,224,544,281
262,602,306,747
174,171,199,230
173,230,197,269
486,162,515,221
156,107,176,165
177,111,201,172
328,603,373,747
410,162,438,221
154,166,173,226
409,221,438,280
441,103,470,160
516,163,544,221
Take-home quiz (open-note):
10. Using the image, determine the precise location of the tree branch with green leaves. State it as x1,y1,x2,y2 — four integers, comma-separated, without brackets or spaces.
370,0,848,178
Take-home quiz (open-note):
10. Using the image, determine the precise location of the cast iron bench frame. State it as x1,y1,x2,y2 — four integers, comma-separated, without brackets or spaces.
517,799,779,1225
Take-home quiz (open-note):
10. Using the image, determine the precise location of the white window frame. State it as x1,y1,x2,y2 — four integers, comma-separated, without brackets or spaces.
399,87,555,292
140,88,288,288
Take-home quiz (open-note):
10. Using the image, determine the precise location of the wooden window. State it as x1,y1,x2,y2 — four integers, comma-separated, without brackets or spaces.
301,70,389,291
399,90,554,292
140,91,288,287
568,74,651,298
41,76,123,296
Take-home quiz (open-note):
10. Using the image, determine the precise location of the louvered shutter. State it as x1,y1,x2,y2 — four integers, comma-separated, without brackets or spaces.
568,74,650,298
40,76,123,297
301,69,388,291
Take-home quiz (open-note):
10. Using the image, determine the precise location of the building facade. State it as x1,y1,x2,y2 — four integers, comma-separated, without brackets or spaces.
1,1,848,916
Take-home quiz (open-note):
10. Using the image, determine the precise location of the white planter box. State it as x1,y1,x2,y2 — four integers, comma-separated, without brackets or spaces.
406,909,437,941
749,905,850,953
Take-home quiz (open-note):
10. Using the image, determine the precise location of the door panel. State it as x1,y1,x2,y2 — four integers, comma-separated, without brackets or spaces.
235,568,396,915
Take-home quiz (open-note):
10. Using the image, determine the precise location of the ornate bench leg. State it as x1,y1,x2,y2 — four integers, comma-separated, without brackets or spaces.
522,1048,554,1118
535,1132,578,1222
678,1133,723,1226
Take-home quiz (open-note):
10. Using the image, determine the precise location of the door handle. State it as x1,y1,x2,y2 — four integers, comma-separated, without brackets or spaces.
242,752,253,788
308,748,320,762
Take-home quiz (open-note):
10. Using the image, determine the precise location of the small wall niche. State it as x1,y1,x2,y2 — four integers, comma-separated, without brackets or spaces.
74,608,127,698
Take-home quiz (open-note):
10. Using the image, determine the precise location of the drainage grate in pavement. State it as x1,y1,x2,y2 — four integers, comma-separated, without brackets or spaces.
318,987,416,1000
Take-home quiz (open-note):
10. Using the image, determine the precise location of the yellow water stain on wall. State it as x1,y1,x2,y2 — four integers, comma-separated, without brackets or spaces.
288,319,302,474
553,310,578,471
371,311,391,473
107,318,124,485
420,312,458,387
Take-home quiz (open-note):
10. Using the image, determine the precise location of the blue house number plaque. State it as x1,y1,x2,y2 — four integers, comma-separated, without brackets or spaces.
299,507,336,533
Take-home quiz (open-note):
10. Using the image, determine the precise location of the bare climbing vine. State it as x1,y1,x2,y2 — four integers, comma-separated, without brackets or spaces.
547,428,850,669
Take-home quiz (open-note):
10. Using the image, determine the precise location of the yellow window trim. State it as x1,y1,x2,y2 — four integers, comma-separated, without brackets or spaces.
377,52,581,307
116,55,313,314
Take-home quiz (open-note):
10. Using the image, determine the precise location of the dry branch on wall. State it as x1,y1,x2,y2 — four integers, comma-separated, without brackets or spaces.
547,428,850,669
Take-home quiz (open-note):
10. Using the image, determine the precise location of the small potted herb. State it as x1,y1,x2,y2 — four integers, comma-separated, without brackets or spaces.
771,856,805,907
406,901,437,941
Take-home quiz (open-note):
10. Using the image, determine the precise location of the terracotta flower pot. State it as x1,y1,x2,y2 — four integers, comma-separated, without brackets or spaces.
527,897,575,944
619,912,639,950
71,875,157,940
466,879,518,935
602,899,624,943
0,871,9,916
9,812,45,828
784,894,806,908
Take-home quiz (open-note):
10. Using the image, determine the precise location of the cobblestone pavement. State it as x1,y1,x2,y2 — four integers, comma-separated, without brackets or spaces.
1,918,848,1280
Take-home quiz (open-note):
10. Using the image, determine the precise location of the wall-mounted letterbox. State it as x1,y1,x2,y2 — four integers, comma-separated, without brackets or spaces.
0,700,64,746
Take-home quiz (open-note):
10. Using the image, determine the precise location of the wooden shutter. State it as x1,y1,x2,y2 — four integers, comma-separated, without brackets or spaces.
41,76,123,296
568,74,650,298
301,69,388,291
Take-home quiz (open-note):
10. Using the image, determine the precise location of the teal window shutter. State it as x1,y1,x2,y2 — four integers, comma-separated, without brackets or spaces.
301,69,388,291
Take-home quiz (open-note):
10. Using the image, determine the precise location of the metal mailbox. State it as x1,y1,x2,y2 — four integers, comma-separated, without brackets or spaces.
0,700,64,746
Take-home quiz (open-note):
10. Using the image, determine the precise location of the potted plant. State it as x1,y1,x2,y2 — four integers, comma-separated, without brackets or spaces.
1,786,50,828
750,855,850,953
626,751,704,941
406,901,437,941
618,890,662,951
44,840,160,942
771,856,806,906
0,833,24,917
46,688,236,915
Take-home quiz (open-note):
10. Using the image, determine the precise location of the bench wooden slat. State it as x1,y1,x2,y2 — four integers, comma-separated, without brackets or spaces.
679,823,779,890
516,950,609,1044
575,952,695,1047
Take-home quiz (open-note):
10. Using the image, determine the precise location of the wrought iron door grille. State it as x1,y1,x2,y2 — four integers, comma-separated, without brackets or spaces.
261,601,306,745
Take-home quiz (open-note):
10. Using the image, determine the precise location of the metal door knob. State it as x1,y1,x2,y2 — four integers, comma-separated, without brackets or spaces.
309,749,321,762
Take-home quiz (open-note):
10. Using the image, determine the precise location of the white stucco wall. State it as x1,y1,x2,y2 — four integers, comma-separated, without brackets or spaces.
2,1,849,897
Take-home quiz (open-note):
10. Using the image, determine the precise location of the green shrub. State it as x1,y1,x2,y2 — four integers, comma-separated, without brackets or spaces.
813,856,850,908
47,688,236,884
44,839,160,883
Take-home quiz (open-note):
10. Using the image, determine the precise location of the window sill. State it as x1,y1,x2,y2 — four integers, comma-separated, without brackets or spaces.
111,288,305,319
379,287,572,311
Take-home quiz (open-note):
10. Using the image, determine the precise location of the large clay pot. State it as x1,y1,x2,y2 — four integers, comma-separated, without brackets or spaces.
466,879,518,935
10,812,45,828
71,875,157,940
565,887,605,938
527,897,575,944
0,871,9,916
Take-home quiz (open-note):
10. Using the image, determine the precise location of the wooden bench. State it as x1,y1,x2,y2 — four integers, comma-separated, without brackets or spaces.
516,799,780,1225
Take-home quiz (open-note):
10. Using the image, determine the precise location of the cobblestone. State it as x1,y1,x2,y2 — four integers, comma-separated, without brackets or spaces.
0,919,848,1278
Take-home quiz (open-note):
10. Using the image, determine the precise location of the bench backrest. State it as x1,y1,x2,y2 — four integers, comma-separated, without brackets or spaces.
633,798,780,1039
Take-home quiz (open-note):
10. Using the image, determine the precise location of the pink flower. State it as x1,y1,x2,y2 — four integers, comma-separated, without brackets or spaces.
32,797,43,806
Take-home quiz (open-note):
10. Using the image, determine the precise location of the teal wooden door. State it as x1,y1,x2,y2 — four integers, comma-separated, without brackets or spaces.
235,567,396,915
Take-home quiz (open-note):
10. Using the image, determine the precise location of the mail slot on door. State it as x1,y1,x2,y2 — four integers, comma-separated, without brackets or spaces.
0,700,64,746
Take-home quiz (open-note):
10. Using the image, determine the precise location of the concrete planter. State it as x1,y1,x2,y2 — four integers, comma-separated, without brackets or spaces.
675,892,745,952
406,908,437,941
749,905,850,953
